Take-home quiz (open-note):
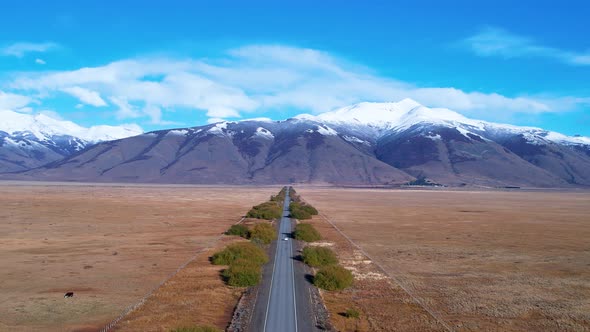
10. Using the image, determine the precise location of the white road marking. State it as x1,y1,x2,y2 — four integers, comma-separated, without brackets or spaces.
290,224,298,332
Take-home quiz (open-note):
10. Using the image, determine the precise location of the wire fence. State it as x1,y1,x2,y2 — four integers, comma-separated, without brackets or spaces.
296,195,455,332
99,217,245,332
316,211,455,332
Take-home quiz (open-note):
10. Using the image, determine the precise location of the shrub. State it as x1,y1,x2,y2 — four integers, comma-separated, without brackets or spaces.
313,265,354,291
344,308,360,319
170,326,221,332
302,246,338,267
270,187,288,202
246,201,282,220
290,206,311,219
211,242,268,266
225,224,250,238
289,201,318,220
222,258,262,287
293,223,322,242
406,177,441,186
249,223,276,245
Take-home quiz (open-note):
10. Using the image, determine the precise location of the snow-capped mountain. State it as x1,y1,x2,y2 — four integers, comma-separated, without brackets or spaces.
3,99,589,187
300,98,590,147
0,110,142,173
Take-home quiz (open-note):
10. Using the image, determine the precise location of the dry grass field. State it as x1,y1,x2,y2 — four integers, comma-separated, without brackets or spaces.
299,187,590,331
0,182,276,332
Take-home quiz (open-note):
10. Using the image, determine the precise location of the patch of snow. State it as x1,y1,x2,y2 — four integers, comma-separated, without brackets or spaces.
253,127,274,139
207,122,228,136
292,113,318,121
520,131,546,145
316,125,338,136
240,117,274,123
3,137,42,151
343,135,366,144
166,129,189,136
546,131,590,146
426,133,442,141
455,126,472,138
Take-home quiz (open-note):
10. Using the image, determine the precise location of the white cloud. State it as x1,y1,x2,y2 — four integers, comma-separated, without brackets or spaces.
207,117,226,124
0,90,34,111
110,97,140,119
143,104,162,124
35,58,46,65
16,107,33,114
61,86,107,107
1,42,59,58
5,44,589,126
463,27,590,66
38,110,63,120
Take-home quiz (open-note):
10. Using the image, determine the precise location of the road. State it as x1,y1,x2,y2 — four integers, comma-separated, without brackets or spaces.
249,188,318,332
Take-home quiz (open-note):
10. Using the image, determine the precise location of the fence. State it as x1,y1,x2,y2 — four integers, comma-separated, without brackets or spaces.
99,217,245,332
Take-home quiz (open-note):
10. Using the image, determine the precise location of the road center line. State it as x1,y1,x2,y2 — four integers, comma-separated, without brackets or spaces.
263,188,291,332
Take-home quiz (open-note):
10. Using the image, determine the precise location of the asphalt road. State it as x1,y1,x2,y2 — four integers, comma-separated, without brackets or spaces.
249,188,317,332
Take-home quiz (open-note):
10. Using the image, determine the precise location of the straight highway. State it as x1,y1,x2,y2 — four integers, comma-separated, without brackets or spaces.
249,188,318,332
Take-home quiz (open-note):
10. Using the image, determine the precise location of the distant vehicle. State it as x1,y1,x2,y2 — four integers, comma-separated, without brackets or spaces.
283,237,289,241
64,292,74,298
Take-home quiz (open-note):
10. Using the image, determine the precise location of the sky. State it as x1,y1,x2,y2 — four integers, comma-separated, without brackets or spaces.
0,0,589,136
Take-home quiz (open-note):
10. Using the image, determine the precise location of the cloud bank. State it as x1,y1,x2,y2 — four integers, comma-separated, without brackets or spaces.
463,27,590,66
1,42,59,58
5,44,589,124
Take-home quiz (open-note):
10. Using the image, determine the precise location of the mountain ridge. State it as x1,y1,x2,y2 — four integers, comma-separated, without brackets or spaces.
2,99,589,187
0,110,142,173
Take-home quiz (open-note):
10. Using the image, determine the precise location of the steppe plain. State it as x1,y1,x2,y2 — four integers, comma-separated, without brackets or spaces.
299,187,590,331
1,183,589,332
0,182,274,331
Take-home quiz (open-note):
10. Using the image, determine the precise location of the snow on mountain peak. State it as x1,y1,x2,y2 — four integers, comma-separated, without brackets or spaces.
0,109,142,142
294,98,589,146
313,98,475,131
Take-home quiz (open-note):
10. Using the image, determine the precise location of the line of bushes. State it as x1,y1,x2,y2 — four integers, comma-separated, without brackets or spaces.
246,201,282,220
301,245,354,291
211,242,269,287
225,223,276,245
301,246,338,267
289,201,318,220
270,186,288,203
293,223,322,242
249,223,276,245
289,188,354,292
225,224,250,238
246,187,288,220
313,265,354,291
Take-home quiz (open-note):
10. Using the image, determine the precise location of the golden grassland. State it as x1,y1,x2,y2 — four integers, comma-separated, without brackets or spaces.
0,184,277,331
299,187,590,331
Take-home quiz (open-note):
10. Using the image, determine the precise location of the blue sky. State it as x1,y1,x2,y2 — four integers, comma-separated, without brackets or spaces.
1,0,589,135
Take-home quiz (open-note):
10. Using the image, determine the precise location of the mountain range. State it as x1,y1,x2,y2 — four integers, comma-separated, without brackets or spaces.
2,99,589,187
0,110,142,173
